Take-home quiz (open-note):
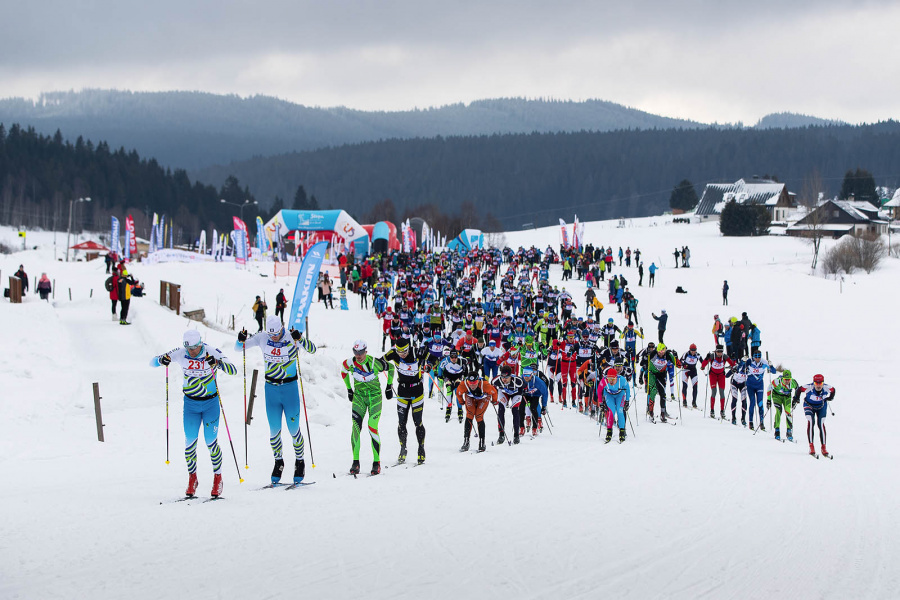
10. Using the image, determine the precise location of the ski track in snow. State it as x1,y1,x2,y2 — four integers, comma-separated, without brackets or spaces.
2,220,899,599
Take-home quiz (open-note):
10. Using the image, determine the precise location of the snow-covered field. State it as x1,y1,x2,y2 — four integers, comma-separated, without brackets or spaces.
2,218,899,599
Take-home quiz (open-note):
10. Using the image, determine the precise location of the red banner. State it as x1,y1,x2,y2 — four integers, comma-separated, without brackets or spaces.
126,214,137,257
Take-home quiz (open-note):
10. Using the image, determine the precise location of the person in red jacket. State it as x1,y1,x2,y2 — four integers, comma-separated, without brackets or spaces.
109,270,120,321
498,346,521,375
701,344,735,419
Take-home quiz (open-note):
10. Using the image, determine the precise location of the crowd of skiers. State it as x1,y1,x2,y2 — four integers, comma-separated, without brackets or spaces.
150,239,836,498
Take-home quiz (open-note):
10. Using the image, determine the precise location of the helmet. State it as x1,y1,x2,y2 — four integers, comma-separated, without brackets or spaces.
581,330,589,338
265,315,283,337
689,343,697,351
715,344,724,351
657,343,666,352
783,369,792,380
609,340,619,349
605,367,618,379
525,335,534,345
608,318,614,324
183,330,202,349
353,340,368,354
466,374,480,382
813,374,824,384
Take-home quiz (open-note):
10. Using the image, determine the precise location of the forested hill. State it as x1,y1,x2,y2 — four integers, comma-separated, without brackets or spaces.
0,90,704,169
192,122,900,229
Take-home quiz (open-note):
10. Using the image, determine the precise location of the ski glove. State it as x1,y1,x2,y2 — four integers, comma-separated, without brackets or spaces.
206,355,217,367
385,386,394,400
347,389,355,402
767,399,772,409
158,355,171,366
237,329,248,343
290,328,301,341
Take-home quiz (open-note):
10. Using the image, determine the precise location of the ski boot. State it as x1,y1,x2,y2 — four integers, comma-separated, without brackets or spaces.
821,445,830,458
370,461,381,476
271,458,285,484
350,460,361,475
538,417,543,432
525,416,532,428
619,429,626,443
417,445,426,465
589,407,596,418
294,459,305,484
519,426,526,437
787,428,793,442
444,406,452,423
659,411,667,423
604,428,613,444
513,433,520,445
460,438,470,452
478,437,486,453
749,420,754,430
741,417,747,427
647,411,656,424
731,416,737,425
398,443,407,464
532,425,539,436
211,474,223,498
808,443,816,457
720,409,725,419
758,423,766,432
692,401,698,409
709,409,716,418
577,402,584,413
682,400,688,408
497,430,507,445
774,428,781,441
561,400,568,408
185,473,199,497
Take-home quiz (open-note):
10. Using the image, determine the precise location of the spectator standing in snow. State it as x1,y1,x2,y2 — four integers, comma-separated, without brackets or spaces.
648,262,657,287
275,288,287,324
14,265,28,293
722,280,729,305
638,262,644,286
252,295,267,332
682,246,691,268
652,309,668,343
37,273,52,300
673,248,680,268
109,270,120,320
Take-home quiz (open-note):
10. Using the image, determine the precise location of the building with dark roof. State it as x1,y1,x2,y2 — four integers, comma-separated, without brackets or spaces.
696,177,796,222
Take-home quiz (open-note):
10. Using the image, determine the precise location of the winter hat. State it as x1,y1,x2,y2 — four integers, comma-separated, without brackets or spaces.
183,330,202,348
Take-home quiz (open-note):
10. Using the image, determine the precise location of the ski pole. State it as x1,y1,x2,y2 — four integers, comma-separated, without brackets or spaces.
297,362,316,468
217,394,244,483
489,400,511,446
753,404,770,436
243,346,248,470
165,366,170,464
703,366,708,418
675,363,683,424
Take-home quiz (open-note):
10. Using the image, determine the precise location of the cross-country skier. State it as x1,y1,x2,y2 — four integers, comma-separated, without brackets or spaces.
151,330,237,498
455,375,498,453
745,350,776,431
602,367,631,443
340,340,394,476
521,367,549,435
793,374,836,458
701,344,734,419
641,342,675,423
725,360,750,426
382,339,428,465
492,366,525,444
236,316,316,485
767,369,798,441
438,349,469,422
679,343,702,409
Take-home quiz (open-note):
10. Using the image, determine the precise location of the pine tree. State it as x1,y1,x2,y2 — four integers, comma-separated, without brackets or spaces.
839,168,878,207
292,185,309,210
669,179,699,212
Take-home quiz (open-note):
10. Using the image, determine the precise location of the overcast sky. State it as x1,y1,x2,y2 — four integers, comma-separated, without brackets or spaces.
1,0,897,124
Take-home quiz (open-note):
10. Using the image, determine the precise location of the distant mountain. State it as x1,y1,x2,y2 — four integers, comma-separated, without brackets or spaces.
0,90,708,169
755,112,846,129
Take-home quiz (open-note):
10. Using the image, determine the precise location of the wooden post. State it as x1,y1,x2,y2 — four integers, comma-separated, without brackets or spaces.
93,382,105,442
52,279,56,299
246,369,259,425
90,288,93,298
68,288,72,301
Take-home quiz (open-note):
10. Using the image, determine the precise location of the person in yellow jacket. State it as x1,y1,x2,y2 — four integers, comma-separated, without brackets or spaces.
117,267,136,325
591,296,604,321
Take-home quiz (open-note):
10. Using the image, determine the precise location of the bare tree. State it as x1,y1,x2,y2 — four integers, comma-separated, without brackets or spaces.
799,169,826,269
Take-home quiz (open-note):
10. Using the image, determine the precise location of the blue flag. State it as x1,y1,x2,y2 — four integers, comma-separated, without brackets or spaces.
288,241,328,334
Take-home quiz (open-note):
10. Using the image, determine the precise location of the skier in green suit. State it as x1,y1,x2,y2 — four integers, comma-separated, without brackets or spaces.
768,369,799,442
341,339,394,476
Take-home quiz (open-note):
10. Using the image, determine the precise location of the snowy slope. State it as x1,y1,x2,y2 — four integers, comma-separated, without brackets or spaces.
1,220,899,600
